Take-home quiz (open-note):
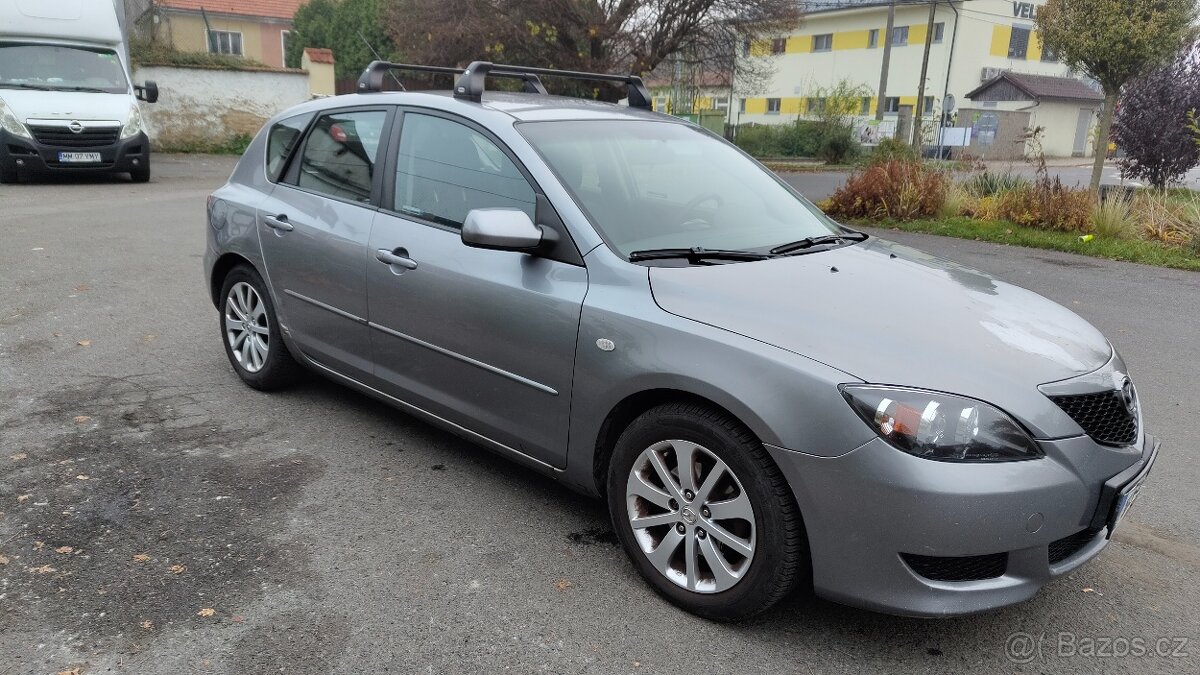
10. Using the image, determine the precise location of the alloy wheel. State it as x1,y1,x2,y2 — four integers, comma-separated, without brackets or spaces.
225,281,270,373
625,439,756,593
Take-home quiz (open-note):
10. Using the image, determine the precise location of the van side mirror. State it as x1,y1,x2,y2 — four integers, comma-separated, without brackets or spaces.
461,208,554,252
136,81,159,104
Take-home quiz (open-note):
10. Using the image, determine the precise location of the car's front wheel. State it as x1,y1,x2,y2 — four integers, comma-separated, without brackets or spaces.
218,265,300,390
607,402,808,621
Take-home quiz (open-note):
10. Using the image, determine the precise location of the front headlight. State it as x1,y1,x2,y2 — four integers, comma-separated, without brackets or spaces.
120,103,145,139
0,97,32,139
841,385,1043,462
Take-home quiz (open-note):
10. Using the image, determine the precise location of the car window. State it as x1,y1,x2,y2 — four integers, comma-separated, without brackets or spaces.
265,112,313,181
295,110,387,203
393,113,535,229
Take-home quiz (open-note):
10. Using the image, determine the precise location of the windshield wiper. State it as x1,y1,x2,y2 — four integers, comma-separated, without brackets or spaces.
770,231,868,255
628,247,774,263
1,83,54,91
55,86,113,93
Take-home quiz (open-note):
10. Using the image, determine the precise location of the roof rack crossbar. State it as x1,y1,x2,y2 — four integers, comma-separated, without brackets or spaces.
454,61,652,109
357,60,550,96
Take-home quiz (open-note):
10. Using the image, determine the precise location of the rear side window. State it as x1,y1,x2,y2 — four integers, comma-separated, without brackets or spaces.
393,113,535,229
265,112,313,181
295,110,388,203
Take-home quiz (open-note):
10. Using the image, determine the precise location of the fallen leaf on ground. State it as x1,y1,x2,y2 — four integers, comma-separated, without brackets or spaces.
30,564,56,574
57,668,82,675
17,494,30,503
10,453,27,461
76,475,90,480
0,554,9,565
168,564,186,574
73,416,90,424
73,284,90,292
33,540,45,550
55,546,73,554
132,553,151,562
141,334,157,342
1082,587,1094,593
140,620,153,630
553,579,572,592
197,608,216,617
77,340,91,347
52,331,61,337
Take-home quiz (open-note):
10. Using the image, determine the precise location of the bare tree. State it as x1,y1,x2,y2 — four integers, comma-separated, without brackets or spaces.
385,0,799,98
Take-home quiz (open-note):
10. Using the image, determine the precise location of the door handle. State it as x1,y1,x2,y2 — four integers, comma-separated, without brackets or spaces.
264,214,293,232
375,248,418,270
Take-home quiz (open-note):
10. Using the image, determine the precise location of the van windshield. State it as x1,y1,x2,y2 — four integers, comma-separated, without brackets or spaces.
0,43,129,95
519,120,840,257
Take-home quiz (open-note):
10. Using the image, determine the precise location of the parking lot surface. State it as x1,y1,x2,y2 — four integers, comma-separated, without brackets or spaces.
1,155,1198,674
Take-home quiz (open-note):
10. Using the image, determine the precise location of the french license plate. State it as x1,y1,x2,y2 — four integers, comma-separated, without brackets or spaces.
58,152,101,163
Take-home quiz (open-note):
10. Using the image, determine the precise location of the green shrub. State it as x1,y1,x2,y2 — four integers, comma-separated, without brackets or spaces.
131,39,270,70
817,128,859,164
734,121,828,158
866,137,918,165
964,170,1029,197
824,160,949,221
1092,195,1137,239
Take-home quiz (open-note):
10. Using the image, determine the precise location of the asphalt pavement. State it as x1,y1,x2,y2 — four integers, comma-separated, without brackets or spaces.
1,155,1198,675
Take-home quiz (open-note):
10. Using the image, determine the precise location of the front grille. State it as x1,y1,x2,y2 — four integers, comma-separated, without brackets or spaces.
901,552,1008,581
1049,528,1101,565
1049,391,1138,446
29,125,120,148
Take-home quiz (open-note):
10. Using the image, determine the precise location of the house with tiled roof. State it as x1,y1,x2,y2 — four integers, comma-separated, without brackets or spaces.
134,0,308,69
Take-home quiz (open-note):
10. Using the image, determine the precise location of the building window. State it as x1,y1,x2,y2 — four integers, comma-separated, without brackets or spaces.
766,98,781,114
806,97,825,113
812,34,833,52
892,26,909,47
923,96,935,115
860,97,872,115
714,98,729,111
741,39,751,56
1008,26,1030,59
933,22,945,43
868,29,879,48
209,30,243,56
739,98,747,113
771,38,787,55
884,97,901,113
281,30,291,66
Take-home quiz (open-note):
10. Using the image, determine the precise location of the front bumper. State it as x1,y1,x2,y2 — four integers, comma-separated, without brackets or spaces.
1,129,150,175
767,432,1158,617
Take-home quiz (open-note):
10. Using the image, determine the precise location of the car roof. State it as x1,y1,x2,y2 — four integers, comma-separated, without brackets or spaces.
300,89,679,124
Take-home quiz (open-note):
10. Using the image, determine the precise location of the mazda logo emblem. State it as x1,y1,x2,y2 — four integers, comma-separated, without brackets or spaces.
1120,378,1137,415
68,121,84,134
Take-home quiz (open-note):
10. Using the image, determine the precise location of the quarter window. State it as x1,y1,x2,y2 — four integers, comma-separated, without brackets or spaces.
265,112,314,181
295,110,387,203
393,113,536,229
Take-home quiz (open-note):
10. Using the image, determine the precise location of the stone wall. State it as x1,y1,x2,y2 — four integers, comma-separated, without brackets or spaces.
133,65,311,150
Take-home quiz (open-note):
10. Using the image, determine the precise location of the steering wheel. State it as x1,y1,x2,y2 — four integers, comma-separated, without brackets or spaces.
678,192,726,230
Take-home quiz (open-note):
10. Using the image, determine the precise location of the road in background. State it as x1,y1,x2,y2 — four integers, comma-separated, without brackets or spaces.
1,157,1197,674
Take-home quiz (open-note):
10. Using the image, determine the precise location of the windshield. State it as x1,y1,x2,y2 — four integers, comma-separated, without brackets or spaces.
520,120,840,257
0,43,129,94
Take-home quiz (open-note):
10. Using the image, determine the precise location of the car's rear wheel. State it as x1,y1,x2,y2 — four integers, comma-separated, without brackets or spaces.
607,402,808,621
219,265,300,390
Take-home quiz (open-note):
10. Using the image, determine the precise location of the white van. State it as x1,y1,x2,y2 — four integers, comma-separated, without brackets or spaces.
0,0,158,183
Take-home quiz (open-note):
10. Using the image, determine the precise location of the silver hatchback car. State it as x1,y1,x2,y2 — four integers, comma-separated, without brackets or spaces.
204,61,1158,621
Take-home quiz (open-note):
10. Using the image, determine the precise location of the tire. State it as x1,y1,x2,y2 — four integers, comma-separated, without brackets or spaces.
607,402,808,622
130,165,150,183
218,264,301,390
0,166,17,184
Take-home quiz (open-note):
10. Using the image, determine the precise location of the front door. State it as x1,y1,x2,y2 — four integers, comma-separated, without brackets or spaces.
366,111,586,468
257,107,391,382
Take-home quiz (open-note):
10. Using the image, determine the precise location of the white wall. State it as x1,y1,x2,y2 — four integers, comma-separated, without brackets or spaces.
133,65,310,149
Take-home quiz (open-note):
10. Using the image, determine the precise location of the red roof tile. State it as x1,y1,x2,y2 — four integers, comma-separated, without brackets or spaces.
304,47,335,64
157,0,307,21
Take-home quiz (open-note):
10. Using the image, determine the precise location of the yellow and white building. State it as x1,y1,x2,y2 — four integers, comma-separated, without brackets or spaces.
734,0,1103,157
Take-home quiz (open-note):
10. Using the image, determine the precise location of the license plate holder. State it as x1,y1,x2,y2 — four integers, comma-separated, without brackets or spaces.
58,152,102,163
1105,445,1157,537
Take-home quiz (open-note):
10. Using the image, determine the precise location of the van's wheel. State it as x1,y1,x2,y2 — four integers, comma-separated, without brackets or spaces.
218,264,301,390
0,166,17,184
607,402,808,622
130,165,150,183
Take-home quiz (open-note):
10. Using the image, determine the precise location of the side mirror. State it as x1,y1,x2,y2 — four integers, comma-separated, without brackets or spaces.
136,81,159,104
461,208,554,252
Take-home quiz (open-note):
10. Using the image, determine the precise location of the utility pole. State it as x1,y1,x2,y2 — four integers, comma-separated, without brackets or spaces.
875,1,895,123
912,0,938,147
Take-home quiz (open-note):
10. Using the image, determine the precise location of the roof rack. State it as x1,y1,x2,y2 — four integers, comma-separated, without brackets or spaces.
357,61,548,96
355,59,653,110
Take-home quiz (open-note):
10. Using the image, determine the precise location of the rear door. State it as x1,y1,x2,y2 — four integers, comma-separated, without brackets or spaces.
365,110,587,468
256,106,393,382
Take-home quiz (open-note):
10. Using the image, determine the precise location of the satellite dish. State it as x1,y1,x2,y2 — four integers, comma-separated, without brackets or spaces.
944,94,956,113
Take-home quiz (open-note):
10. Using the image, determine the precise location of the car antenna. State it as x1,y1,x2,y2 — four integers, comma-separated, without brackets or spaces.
358,31,405,91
